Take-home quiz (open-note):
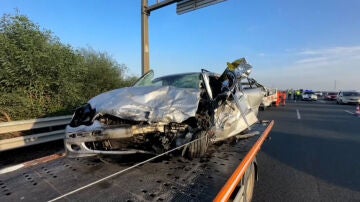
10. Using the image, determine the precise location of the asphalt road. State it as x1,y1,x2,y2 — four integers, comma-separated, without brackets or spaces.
253,100,360,202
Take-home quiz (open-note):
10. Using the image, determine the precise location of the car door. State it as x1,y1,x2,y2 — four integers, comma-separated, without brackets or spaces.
200,69,218,100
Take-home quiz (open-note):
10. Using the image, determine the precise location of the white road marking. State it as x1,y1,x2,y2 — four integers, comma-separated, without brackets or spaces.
344,110,355,115
296,109,301,120
0,164,24,174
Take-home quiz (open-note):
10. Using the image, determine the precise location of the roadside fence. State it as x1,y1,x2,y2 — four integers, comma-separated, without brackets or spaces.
0,116,72,151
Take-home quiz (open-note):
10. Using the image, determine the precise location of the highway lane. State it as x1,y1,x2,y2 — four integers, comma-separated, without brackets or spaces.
253,100,360,201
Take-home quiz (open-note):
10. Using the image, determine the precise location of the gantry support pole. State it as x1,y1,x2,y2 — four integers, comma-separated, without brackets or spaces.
141,0,150,75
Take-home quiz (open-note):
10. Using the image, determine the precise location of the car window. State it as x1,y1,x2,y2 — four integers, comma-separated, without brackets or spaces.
343,92,360,96
171,74,201,88
133,70,154,87
137,73,201,89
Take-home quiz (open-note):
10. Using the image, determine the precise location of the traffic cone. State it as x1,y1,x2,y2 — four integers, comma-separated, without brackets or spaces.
356,104,360,116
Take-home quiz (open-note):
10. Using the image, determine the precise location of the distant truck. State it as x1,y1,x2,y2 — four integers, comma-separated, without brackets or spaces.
260,88,277,110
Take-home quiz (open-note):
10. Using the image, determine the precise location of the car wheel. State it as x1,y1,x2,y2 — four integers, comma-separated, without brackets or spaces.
185,130,208,159
244,163,256,202
231,162,256,202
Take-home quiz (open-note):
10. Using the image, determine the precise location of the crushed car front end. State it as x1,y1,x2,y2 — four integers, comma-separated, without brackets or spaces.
65,84,203,158
65,58,265,159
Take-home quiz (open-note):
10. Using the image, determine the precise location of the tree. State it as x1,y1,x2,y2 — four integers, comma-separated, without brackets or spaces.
0,13,137,120
77,48,129,99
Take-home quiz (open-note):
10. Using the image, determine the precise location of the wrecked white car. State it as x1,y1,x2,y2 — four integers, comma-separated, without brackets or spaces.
65,59,265,159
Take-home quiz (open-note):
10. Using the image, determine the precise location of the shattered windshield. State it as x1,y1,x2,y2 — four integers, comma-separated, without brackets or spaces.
133,70,154,87
136,73,201,89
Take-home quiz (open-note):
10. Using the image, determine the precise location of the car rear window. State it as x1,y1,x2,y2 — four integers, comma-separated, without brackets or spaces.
343,92,360,96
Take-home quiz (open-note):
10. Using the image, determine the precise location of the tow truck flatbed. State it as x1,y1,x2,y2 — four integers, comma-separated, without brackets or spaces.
0,120,273,202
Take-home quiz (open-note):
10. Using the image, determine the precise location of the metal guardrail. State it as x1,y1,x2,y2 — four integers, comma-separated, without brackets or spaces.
0,115,72,151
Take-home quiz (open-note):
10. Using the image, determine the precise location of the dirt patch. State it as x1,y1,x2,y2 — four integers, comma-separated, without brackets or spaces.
0,111,23,140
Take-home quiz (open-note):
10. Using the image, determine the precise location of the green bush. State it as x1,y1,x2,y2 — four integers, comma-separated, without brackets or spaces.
0,13,137,120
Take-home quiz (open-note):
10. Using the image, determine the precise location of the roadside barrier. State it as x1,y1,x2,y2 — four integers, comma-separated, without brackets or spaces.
0,115,72,151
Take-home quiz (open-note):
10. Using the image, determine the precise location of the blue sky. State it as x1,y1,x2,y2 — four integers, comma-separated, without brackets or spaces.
1,0,360,91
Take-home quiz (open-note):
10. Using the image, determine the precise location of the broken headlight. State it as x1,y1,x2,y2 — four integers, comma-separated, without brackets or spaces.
69,103,96,127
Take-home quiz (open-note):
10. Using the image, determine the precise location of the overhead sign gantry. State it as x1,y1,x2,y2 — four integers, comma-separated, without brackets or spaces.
141,0,226,74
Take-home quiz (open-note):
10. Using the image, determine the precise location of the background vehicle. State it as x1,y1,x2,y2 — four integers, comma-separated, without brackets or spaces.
324,92,338,100
336,91,360,104
302,91,317,101
314,91,323,97
260,88,277,110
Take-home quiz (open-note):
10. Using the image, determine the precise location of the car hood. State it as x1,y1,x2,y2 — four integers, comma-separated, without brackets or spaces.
88,85,201,123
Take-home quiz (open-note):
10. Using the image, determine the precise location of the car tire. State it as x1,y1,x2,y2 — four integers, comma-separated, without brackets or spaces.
185,130,208,159
244,163,256,202
231,162,256,202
